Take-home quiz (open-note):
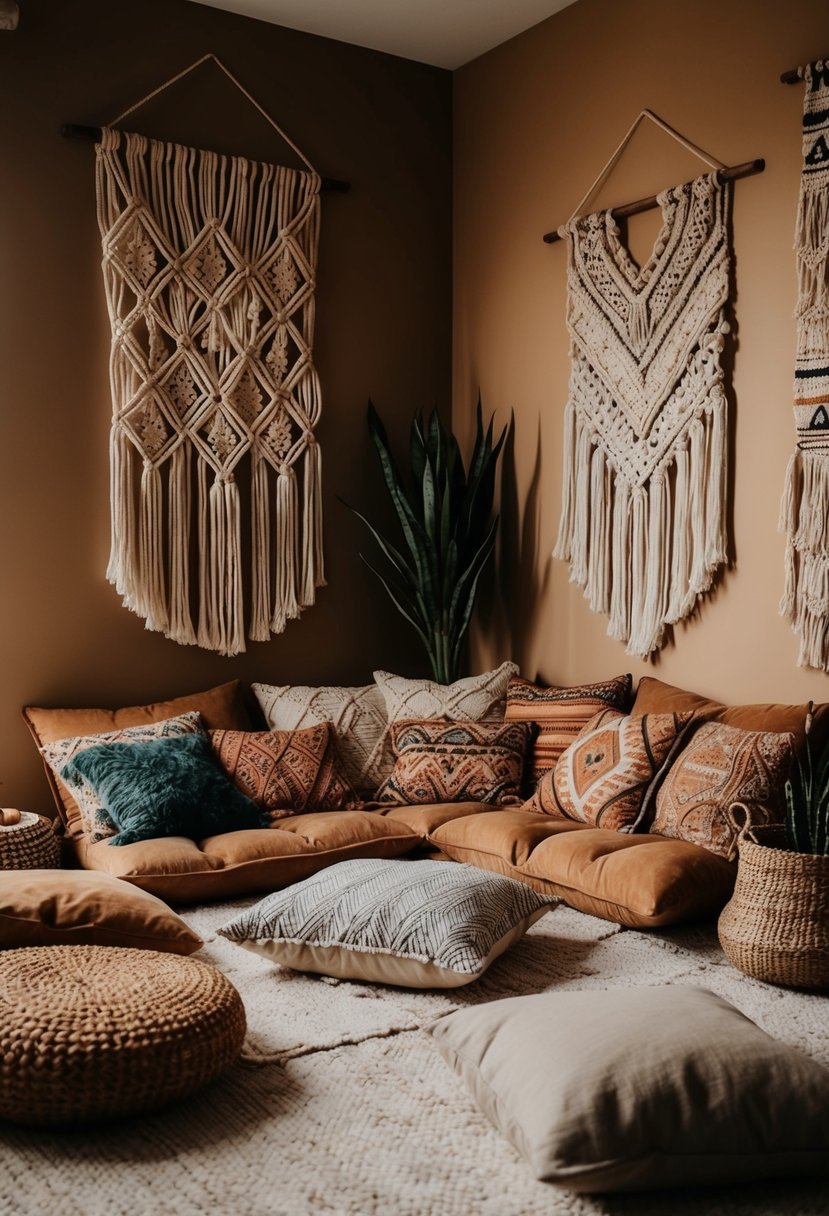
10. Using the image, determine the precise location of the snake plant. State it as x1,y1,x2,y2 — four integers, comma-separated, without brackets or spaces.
785,703,829,855
348,400,506,685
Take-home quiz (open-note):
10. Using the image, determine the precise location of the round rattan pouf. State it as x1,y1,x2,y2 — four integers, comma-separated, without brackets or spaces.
0,946,246,1125
0,811,59,869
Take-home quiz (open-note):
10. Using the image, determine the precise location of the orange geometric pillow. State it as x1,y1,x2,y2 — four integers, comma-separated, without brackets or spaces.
375,720,531,807
506,674,632,783
650,721,796,859
527,708,692,833
209,724,358,820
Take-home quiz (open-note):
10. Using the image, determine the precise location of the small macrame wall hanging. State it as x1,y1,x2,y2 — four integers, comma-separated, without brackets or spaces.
546,111,763,658
779,59,829,669
93,56,326,656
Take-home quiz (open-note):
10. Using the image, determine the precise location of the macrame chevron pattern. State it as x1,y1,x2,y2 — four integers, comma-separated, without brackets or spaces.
218,858,552,979
554,172,732,657
96,128,324,656
780,60,829,668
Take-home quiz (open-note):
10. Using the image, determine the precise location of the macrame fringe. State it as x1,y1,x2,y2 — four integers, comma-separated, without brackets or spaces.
555,398,727,658
249,454,272,643
780,450,829,670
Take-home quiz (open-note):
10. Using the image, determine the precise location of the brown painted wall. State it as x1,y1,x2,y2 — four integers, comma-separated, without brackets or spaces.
0,0,452,814
454,0,829,705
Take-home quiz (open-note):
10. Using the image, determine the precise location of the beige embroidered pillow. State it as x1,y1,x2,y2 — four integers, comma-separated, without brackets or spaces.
650,720,796,858
375,719,531,807
506,673,633,783
374,662,518,725
252,682,389,795
528,708,692,832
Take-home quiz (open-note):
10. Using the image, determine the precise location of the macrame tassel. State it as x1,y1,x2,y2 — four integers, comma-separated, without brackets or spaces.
568,422,592,587
778,453,800,619
608,478,631,642
553,400,576,562
249,454,272,642
627,299,649,354
666,444,691,624
300,438,325,606
781,451,829,670
107,427,138,605
634,473,668,657
585,446,609,615
139,461,167,634
167,444,196,646
271,467,299,634
704,396,727,572
204,475,245,658
687,417,708,595
626,488,648,657
197,460,215,652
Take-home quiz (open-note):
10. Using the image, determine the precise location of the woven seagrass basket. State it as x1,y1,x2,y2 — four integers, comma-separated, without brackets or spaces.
0,810,60,869
718,823,829,991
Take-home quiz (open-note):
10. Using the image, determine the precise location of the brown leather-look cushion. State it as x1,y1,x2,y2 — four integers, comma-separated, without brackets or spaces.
75,810,418,904
23,681,252,840
374,801,505,839
631,676,828,753
0,869,203,954
429,810,735,929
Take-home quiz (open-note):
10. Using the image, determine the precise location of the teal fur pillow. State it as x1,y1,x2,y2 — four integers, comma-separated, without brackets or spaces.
61,733,266,846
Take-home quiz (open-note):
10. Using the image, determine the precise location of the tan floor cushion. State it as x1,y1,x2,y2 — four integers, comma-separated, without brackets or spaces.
375,801,498,839
429,810,735,928
76,811,419,903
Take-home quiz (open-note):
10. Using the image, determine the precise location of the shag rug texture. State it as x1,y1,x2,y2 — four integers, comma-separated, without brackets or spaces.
1,897,828,1216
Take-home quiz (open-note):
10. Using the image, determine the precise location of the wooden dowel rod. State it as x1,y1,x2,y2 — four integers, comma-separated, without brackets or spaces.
780,68,802,84
543,158,765,244
60,123,351,193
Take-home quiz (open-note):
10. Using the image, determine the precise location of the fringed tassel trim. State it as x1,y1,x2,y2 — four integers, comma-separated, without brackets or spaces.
779,449,829,670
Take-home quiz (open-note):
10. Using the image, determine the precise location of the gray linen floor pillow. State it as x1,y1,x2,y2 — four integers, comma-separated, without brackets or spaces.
218,858,554,988
428,985,829,1193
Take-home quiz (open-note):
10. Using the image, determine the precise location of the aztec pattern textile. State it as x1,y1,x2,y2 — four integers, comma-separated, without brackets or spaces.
96,129,324,656
554,173,732,657
42,711,205,843
780,61,829,668
651,721,796,859
527,708,692,833
375,720,531,807
209,724,357,818
505,673,632,783
217,858,552,987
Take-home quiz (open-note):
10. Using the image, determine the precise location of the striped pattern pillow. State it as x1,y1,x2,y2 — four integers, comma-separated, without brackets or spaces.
530,708,693,833
218,858,554,988
506,674,632,784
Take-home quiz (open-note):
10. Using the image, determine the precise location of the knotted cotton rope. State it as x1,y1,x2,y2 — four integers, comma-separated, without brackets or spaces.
96,128,325,656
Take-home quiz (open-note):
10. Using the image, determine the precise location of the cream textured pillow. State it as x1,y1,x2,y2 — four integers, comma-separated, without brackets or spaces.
429,985,829,1193
374,662,518,725
218,858,554,988
252,682,389,795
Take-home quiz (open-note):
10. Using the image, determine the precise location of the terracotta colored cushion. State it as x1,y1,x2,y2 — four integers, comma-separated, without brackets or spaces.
0,869,203,954
375,801,499,839
429,809,735,928
23,680,251,840
632,676,827,752
75,810,418,904
505,673,632,782
650,721,796,859
528,709,692,832
209,724,357,818
375,720,532,808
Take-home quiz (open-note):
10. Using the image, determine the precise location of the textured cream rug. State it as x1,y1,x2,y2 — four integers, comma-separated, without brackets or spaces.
1,899,827,1216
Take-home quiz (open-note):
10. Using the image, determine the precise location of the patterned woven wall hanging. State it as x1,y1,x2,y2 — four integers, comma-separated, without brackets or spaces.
96,128,324,656
780,60,829,669
554,172,732,657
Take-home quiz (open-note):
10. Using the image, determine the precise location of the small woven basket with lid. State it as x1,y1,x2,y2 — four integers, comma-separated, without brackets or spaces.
0,810,60,869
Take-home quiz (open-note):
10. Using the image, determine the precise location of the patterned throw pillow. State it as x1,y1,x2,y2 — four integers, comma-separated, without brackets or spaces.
41,711,205,843
650,721,796,859
374,662,519,725
506,674,632,783
375,719,532,807
60,733,265,847
209,724,358,819
529,708,693,832
217,858,555,988
252,683,389,796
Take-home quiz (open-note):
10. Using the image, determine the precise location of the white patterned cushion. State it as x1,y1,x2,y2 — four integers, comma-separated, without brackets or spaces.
374,662,519,725
252,683,390,795
40,712,205,843
217,858,554,989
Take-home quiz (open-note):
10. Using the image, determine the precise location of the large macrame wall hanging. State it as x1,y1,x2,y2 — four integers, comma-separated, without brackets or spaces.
548,111,753,658
94,58,325,656
780,59,829,669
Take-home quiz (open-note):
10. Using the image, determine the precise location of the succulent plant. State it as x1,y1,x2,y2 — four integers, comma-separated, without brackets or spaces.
347,399,506,685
